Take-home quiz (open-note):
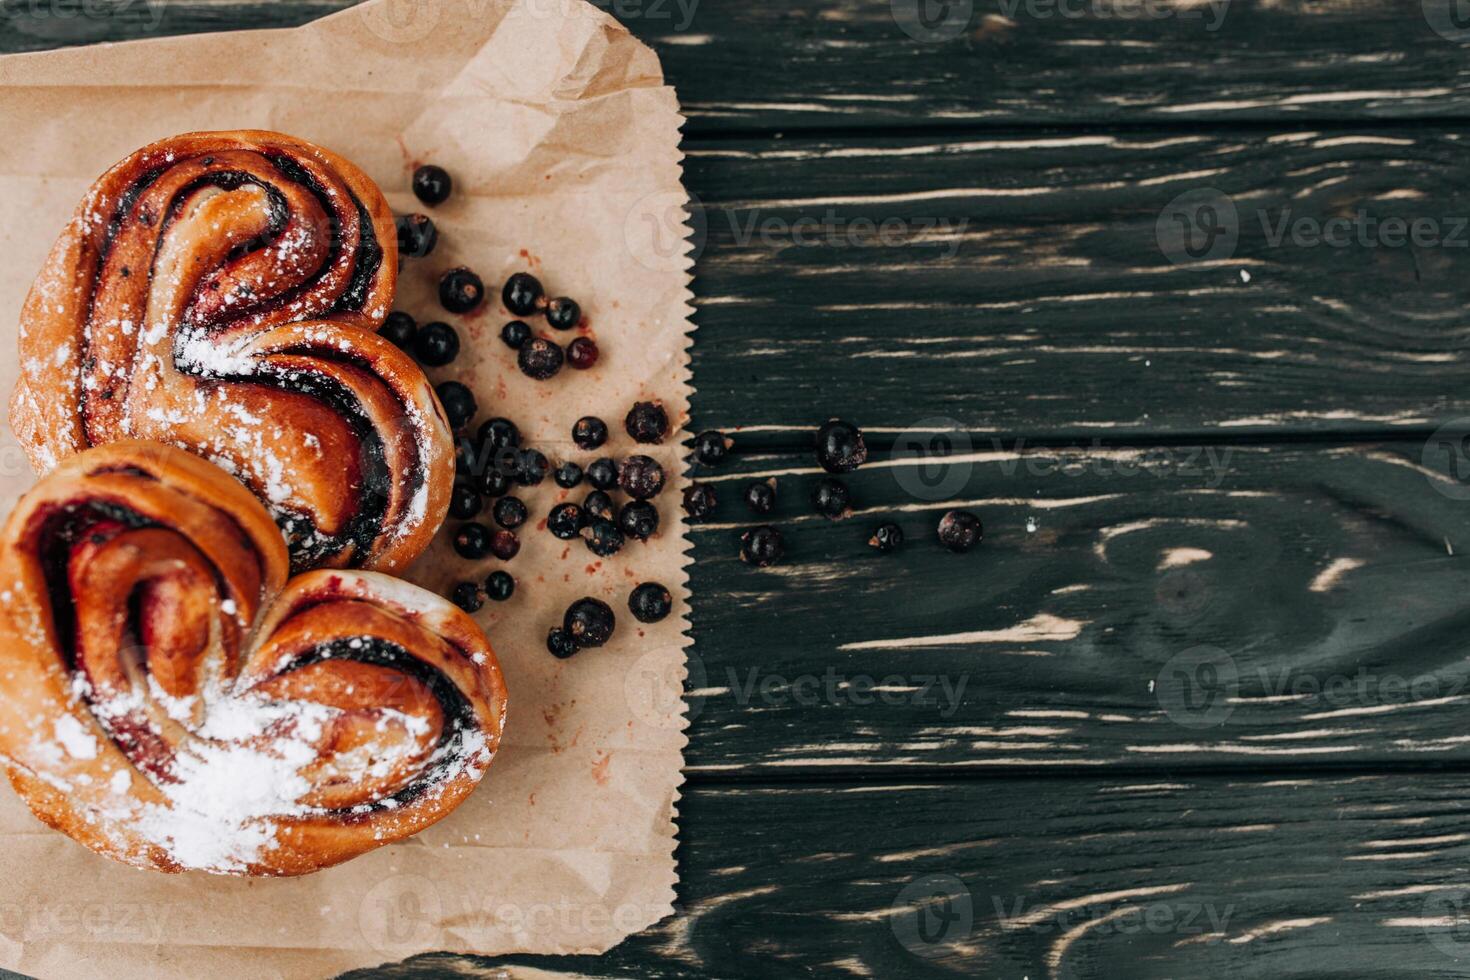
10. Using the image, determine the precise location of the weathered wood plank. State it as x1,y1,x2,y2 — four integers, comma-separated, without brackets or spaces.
354,774,1470,978
684,128,1470,439
677,438,1470,773
6,1,1470,134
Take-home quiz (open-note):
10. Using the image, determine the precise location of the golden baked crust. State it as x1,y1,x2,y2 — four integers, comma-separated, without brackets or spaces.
10,130,453,573
0,441,508,876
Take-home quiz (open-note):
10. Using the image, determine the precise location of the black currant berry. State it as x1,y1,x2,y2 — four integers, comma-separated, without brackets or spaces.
740,525,785,567
815,418,868,474
478,417,521,452
490,529,521,561
744,479,776,515
484,570,515,602
449,484,483,520
573,416,609,450
501,320,531,349
518,337,564,380
587,457,618,490
435,381,477,431
548,502,587,540
413,321,459,366
503,272,544,316
515,449,549,487
567,337,599,369
439,267,484,314
619,500,659,541
811,477,851,519
450,582,482,612
619,455,666,499
583,490,615,523
547,627,578,659
869,523,904,553
545,296,581,330
379,311,417,350
624,401,669,444
583,520,625,557
554,461,584,489
396,213,437,258
565,597,616,647
478,468,511,498
629,583,673,624
692,429,730,467
453,523,492,560
493,495,528,530
412,164,452,206
683,483,717,520
937,510,983,553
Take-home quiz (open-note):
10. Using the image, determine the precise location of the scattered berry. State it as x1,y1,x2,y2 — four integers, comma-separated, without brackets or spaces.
518,337,564,380
565,597,616,648
619,455,666,499
741,525,785,567
629,583,673,624
435,381,477,432
379,311,416,349
412,164,453,205
567,337,599,370
554,461,584,489
484,570,515,602
478,417,521,452
869,523,904,553
811,477,851,519
450,582,482,612
453,523,492,560
547,627,578,659
624,401,669,444
683,483,717,520
449,484,483,520
515,449,549,487
439,267,485,314
744,479,776,515
545,296,581,330
395,213,437,258
503,272,544,316
413,321,459,366
478,468,511,498
583,520,625,557
573,416,609,450
583,490,615,523
619,500,659,541
692,430,730,467
490,528,521,560
587,457,619,490
547,502,587,540
501,320,531,349
937,510,983,553
493,495,528,530
815,418,868,474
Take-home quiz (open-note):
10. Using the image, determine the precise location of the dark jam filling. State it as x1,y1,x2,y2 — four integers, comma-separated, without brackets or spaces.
266,153,381,313
209,359,391,573
277,636,480,816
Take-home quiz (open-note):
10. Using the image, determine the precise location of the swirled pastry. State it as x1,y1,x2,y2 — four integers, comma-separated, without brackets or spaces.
10,130,453,573
0,441,508,876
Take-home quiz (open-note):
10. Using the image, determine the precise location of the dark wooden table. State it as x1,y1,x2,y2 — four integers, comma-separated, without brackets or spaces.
11,0,1470,976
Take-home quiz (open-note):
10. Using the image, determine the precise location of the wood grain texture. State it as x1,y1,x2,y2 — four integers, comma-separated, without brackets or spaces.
679,438,1470,773
8,1,1470,134
684,128,1470,440
347,775,1470,979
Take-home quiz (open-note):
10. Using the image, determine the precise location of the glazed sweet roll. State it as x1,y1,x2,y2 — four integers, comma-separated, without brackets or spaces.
10,130,454,572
